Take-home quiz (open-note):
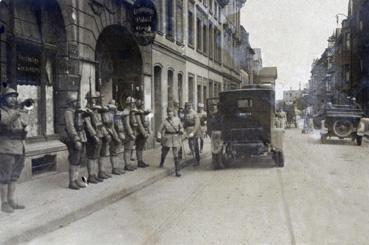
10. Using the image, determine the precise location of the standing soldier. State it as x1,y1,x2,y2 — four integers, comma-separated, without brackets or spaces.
197,103,207,153
183,102,201,165
135,98,150,168
0,88,28,213
122,96,138,171
84,92,103,183
95,92,112,179
157,107,184,177
106,100,126,175
64,93,88,190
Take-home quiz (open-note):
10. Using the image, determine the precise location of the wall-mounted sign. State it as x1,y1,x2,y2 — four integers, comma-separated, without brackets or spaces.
133,0,157,46
16,43,41,86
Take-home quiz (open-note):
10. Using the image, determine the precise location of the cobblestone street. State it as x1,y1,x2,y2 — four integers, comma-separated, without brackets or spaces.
26,129,369,245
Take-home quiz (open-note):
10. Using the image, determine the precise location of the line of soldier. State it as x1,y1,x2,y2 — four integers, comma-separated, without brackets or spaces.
64,91,150,190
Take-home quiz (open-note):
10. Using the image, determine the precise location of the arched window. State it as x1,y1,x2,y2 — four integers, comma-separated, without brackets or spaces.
168,69,174,104
154,66,163,132
178,73,183,106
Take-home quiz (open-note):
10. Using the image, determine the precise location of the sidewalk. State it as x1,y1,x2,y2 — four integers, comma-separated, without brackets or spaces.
0,146,196,245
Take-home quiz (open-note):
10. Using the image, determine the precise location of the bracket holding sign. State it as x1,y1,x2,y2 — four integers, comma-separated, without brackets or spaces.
133,0,157,46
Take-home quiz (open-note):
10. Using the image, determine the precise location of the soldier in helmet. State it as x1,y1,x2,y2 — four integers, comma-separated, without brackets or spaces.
107,100,126,175
197,103,207,153
64,93,88,190
135,98,150,168
0,88,28,213
95,92,113,179
122,96,138,171
157,107,184,177
183,102,201,165
84,92,104,183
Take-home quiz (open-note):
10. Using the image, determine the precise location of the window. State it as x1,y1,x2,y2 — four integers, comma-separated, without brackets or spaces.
178,73,183,106
345,32,351,51
197,17,202,52
209,0,213,13
153,0,163,33
168,70,174,104
209,24,213,59
188,74,194,104
238,98,253,108
188,2,194,46
203,22,207,54
166,0,174,39
176,0,183,43
214,2,218,19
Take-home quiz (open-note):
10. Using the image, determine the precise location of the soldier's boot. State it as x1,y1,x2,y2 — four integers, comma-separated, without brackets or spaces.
87,160,100,184
111,156,124,175
124,152,136,171
68,166,80,190
1,184,13,213
8,182,25,209
98,157,112,179
137,151,149,168
74,166,86,188
174,158,181,177
159,155,165,168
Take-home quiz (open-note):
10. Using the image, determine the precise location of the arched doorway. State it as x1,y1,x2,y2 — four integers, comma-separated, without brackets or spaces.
95,25,143,106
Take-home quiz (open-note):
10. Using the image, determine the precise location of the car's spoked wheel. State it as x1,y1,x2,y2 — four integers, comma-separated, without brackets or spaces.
333,119,353,138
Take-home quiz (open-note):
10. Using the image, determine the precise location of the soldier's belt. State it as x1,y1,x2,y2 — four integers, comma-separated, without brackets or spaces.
165,131,179,135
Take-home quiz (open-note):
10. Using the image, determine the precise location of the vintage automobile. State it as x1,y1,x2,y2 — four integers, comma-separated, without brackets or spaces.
315,104,364,145
207,84,285,169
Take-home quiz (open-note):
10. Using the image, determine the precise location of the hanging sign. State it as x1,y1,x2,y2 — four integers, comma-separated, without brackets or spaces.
133,0,157,46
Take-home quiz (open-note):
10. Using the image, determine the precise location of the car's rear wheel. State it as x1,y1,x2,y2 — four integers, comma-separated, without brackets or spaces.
333,119,354,138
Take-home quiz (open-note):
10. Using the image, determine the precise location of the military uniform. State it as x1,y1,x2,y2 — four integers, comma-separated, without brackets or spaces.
106,101,125,175
183,103,201,165
64,94,87,190
135,99,150,168
0,88,27,213
197,104,207,153
84,92,104,183
122,97,138,171
157,109,184,177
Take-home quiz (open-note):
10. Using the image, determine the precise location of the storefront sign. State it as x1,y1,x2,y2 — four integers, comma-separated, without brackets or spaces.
16,43,41,86
133,0,157,46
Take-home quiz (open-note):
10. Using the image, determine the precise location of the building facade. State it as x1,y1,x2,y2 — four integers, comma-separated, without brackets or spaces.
0,0,246,181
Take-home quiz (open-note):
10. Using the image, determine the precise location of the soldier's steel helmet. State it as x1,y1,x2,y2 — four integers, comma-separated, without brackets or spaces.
167,106,175,113
126,96,136,104
185,102,192,107
198,103,204,108
2,87,18,98
107,100,117,110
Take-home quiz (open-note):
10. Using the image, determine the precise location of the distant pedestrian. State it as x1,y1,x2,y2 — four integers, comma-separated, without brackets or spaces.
157,107,184,177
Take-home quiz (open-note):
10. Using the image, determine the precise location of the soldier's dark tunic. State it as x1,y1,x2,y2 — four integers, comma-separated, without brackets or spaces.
64,108,87,166
135,109,150,151
123,108,138,150
85,108,103,160
0,106,26,184
100,107,112,157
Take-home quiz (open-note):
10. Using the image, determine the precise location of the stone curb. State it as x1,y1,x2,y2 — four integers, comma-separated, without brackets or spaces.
2,158,195,245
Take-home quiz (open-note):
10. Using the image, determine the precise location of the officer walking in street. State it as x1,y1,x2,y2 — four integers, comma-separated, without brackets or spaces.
135,98,150,168
64,93,88,190
197,103,207,153
122,96,138,171
0,88,28,213
183,102,201,165
157,107,184,177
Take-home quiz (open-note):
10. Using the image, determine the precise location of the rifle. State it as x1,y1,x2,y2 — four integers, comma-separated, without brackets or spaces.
89,76,92,108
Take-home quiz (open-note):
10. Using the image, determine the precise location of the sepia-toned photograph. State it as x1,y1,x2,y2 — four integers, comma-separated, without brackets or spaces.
0,0,367,244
